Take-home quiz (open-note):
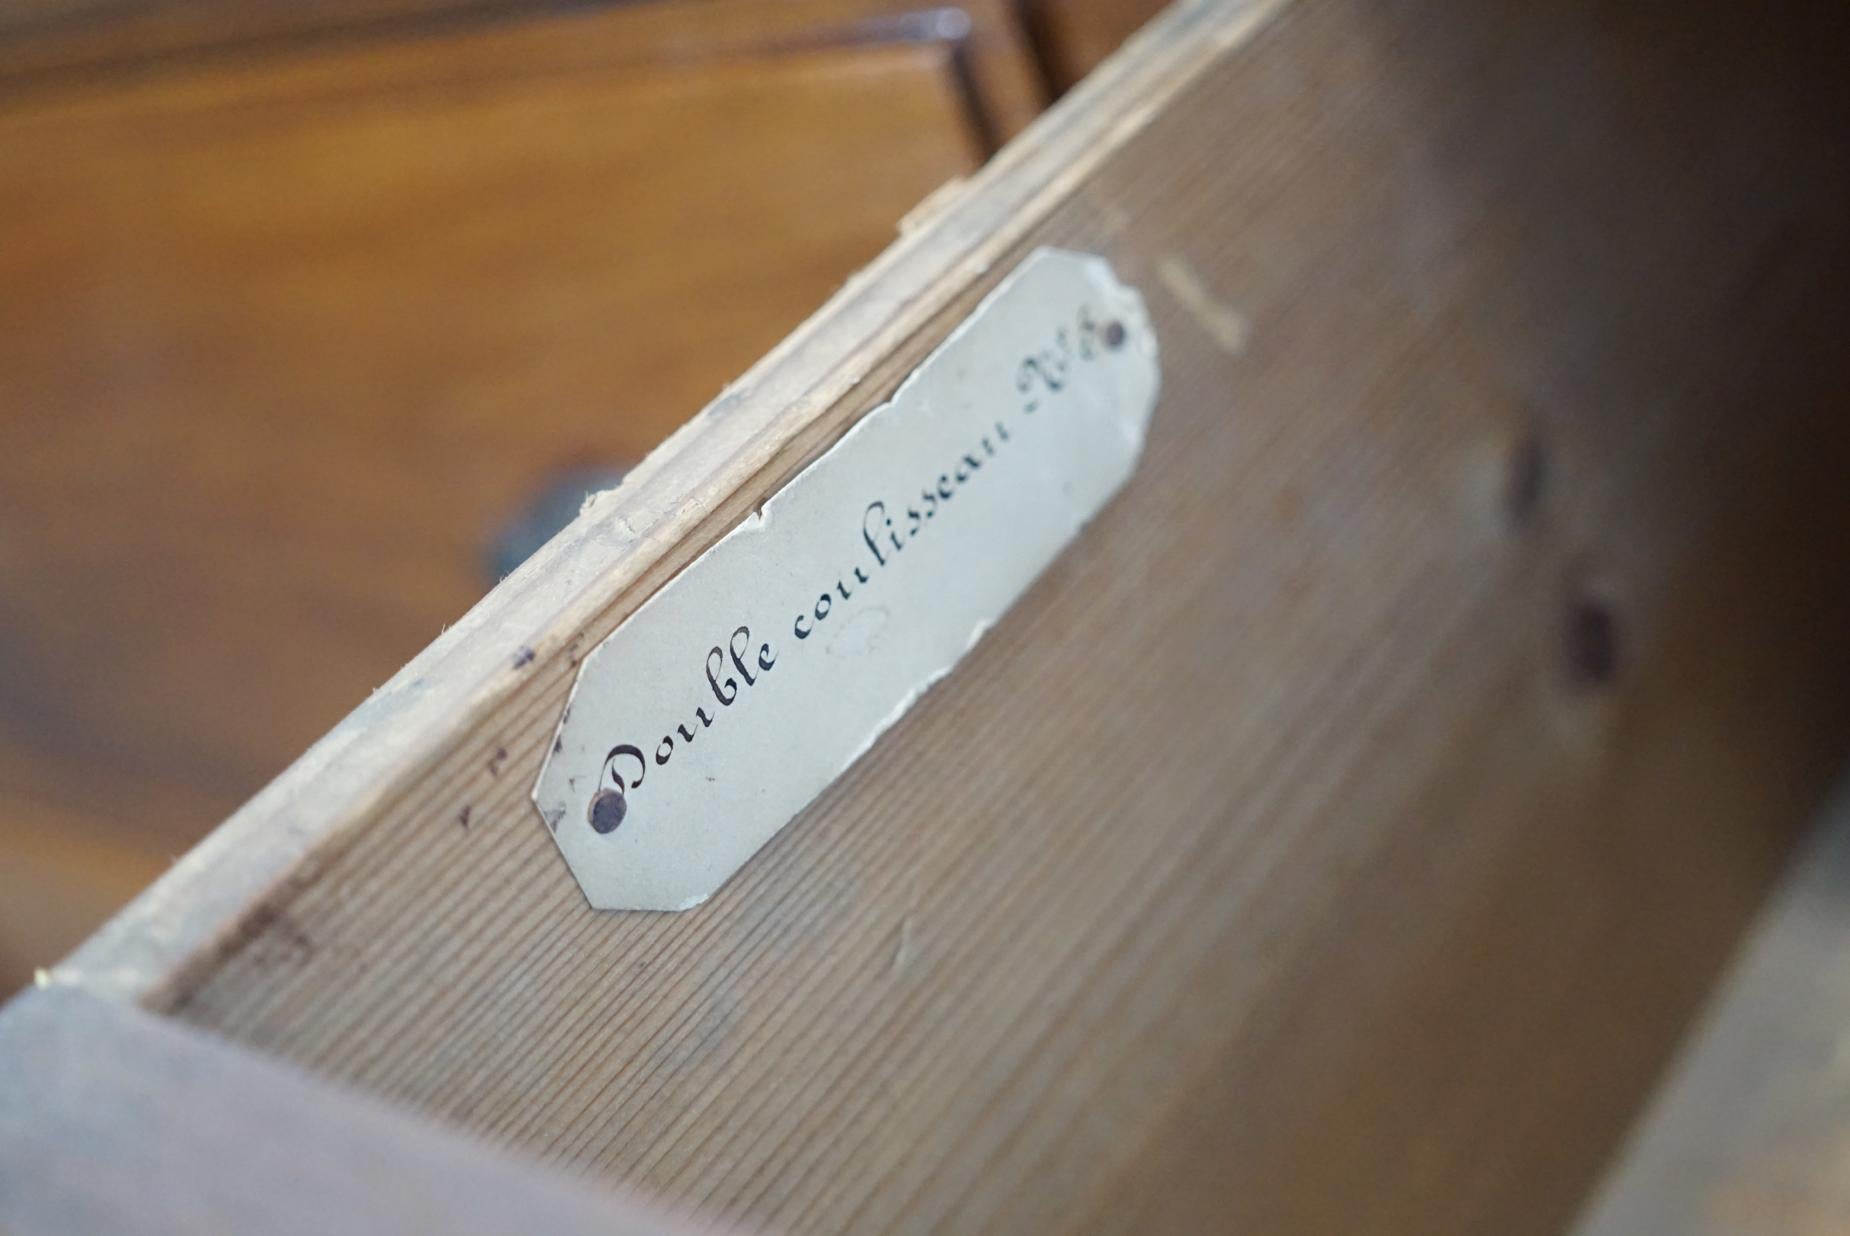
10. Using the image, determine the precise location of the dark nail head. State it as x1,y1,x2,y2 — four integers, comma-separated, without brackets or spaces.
1565,597,1620,687
589,788,628,835
1506,432,1547,524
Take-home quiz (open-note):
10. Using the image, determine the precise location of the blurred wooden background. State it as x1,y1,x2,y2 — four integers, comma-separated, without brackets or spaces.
0,0,1163,990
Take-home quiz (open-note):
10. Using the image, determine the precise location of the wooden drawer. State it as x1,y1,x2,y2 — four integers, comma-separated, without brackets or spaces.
4,0,1850,1233
0,0,1044,984
1020,0,1167,90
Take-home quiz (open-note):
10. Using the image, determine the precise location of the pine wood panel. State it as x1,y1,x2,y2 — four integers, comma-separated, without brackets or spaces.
44,0,1850,1232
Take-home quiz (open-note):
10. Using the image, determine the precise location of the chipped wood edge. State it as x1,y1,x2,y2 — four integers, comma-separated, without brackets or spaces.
53,0,1291,1011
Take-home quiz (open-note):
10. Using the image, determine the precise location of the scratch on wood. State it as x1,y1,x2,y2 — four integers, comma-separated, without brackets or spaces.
1092,194,1135,237
1158,254,1249,354
891,915,915,975
241,903,316,966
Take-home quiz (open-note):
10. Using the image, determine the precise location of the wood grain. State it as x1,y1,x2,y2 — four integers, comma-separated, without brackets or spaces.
0,37,970,797
0,0,1046,140
1020,0,1166,90
0,984,715,1235
43,0,1850,1232
0,0,1032,988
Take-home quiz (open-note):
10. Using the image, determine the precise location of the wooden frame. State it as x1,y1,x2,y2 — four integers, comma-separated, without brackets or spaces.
6,0,1850,1231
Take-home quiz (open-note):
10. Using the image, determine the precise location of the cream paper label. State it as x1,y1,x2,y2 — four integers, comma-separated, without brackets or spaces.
534,248,1161,910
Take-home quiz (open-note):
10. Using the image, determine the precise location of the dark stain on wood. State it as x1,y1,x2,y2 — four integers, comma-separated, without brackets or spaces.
1506,431,1547,526
1565,593,1621,687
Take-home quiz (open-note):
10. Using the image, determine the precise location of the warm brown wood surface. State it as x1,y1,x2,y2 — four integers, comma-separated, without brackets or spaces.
1573,779,1850,1236
0,983,715,1235
1020,0,1165,90
0,0,1046,138
0,743,184,990
0,27,967,802
0,0,1040,989
36,0,1850,1232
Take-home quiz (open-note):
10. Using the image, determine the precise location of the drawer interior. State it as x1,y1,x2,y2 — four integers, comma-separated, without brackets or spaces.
40,1,1850,1233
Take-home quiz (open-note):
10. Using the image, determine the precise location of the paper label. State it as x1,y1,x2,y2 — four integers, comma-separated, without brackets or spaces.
533,248,1161,910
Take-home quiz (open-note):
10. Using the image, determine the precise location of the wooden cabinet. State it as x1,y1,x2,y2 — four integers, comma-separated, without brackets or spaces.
1020,0,1166,89
9,2,1848,1233
0,0,1047,987
7,1,1850,1232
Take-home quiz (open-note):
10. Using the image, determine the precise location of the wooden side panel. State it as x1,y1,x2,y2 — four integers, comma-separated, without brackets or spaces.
53,1,1850,1233
1573,779,1850,1236
0,985,712,1235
